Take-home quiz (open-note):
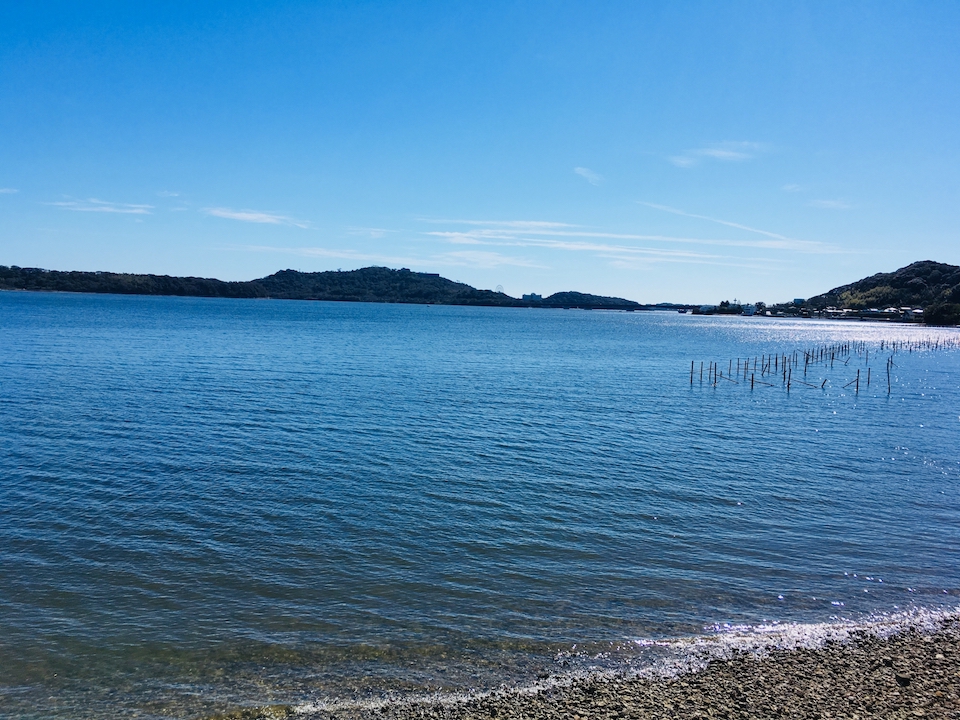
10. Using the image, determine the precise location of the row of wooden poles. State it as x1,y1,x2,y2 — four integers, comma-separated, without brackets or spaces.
690,336,960,394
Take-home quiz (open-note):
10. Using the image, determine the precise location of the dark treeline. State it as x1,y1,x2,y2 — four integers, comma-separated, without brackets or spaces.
0,265,264,298
0,265,642,310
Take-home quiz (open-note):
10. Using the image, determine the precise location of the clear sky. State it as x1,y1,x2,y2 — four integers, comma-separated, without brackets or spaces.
2,2,958,303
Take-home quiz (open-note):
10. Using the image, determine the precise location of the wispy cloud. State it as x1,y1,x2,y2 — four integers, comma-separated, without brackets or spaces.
809,199,852,210
639,202,789,240
48,198,153,214
157,190,180,197
431,230,747,261
241,245,543,270
669,141,765,168
0,188,18,194
423,219,791,272
245,245,415,265
204,207,310,229
346,226,395,239
782,184,803,193
438,250,544,268
245,208,834,277
637,202,836,253
430,227,776,252
420,219,573,230
574,167,603,185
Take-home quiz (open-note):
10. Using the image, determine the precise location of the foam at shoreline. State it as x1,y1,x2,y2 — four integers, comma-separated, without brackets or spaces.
282,605,959,718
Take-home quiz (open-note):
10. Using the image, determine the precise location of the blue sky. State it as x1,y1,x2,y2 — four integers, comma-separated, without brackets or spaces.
2,1,958,303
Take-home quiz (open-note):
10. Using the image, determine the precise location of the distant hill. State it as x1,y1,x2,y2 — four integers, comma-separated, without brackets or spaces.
806,261,960,310
804,260,960,326
531,291,642,310
0,265,641,310
0,265,265,298
256,267,519,306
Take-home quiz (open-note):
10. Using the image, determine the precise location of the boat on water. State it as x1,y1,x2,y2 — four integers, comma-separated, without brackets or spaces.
678,309,688,314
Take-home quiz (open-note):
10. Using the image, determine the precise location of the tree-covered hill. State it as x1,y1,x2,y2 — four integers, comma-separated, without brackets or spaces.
256,267,521,305
0,264,640,310
0,265,264,297
804,260,960,325
806,261,960,310
534,291,641,310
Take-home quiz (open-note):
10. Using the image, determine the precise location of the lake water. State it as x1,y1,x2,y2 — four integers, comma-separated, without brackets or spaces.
1,292,959,719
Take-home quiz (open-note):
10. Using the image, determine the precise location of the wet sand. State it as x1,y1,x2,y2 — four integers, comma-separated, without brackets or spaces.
224,618,960,719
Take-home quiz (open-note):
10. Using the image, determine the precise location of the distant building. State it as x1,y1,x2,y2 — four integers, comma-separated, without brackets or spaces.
522,293,542,301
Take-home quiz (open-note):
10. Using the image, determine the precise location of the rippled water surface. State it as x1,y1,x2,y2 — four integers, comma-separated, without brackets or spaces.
1,292,959,718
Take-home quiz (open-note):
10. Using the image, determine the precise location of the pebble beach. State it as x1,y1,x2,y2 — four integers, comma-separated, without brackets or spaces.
226,617,960,720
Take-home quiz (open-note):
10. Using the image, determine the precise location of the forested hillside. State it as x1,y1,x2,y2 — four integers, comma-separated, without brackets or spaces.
805,261,960,325
0,265,640,310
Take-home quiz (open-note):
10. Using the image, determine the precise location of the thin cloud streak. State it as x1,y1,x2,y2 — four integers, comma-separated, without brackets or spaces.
420,219,573,230
439,250,544,268
638,202,836,253
242,210,818,278
205,207,310,229
428,231,775,264
574,167,603,185
601,253,780,271
810,199,852,210
48,198,153,214
346,227,395,239
669,141,765,167
241,245,544,270
431,231,710,256
244,245,419,265
640,202,790,239
0,188,18,194
420,215,817,271
429,222,834,253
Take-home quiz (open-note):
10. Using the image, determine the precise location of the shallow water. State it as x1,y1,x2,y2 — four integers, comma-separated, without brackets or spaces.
1,292,958,718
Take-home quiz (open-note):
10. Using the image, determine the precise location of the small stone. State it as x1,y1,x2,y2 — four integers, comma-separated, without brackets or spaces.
882,656,894,667
896,672,913,687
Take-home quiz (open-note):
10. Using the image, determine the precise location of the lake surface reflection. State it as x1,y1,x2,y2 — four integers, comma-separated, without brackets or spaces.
1,292,958,718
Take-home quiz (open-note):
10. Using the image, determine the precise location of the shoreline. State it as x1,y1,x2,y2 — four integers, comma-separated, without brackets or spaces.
219,612,960,719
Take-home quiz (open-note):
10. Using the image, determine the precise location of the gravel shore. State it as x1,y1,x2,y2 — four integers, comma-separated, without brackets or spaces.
226,618,960,720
